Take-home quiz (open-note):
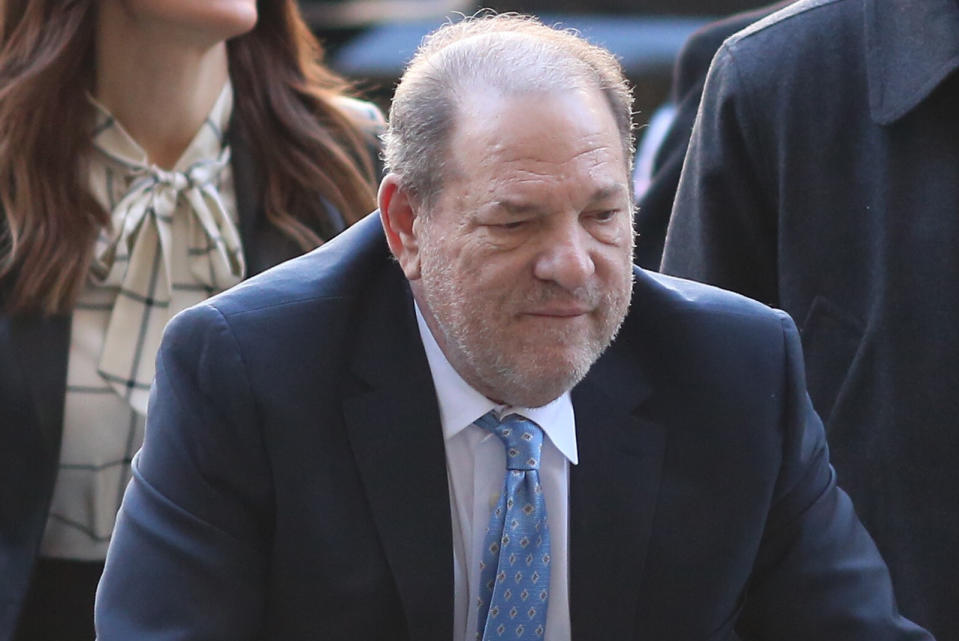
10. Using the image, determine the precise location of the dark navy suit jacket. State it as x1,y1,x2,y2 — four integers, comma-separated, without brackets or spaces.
94,212,930,640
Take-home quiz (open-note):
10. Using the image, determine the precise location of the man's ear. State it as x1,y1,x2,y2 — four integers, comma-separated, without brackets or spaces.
378,173,422,280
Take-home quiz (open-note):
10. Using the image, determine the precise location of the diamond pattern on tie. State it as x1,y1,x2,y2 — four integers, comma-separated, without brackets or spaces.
475,412,550,641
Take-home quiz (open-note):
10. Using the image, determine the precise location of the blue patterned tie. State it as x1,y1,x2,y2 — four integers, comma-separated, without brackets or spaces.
474,412,550,641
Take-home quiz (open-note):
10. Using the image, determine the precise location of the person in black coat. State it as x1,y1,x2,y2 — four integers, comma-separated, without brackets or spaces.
633,1,789,269
661,0,959,638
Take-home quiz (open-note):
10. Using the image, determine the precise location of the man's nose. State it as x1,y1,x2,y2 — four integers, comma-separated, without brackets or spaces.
532,222,596,290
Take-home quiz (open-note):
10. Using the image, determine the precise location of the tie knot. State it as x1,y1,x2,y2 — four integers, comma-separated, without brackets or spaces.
145,148,232,192
475,412,544,471
149,168,191,190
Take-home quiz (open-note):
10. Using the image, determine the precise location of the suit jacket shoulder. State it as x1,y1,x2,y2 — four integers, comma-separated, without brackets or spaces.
204,211,388,315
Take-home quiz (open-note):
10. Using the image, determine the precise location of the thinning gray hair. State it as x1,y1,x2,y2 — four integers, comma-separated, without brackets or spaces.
382,13,635,209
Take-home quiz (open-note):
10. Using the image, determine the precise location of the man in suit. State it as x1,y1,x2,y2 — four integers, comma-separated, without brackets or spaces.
95,14,932,641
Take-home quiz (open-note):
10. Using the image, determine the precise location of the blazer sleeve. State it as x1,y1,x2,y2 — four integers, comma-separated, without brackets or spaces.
737,311,931,640
95,303,273,641
660,43,780,307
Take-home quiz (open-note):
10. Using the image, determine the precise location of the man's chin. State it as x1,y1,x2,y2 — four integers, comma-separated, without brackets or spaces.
486,354,597,408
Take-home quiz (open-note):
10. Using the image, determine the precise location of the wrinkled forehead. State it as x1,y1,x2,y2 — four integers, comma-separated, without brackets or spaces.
445,84,630,184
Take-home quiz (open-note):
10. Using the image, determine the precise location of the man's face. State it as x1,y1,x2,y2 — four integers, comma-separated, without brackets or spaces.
408,86,634,408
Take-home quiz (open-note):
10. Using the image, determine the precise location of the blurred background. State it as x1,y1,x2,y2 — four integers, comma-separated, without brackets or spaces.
302,0,770,132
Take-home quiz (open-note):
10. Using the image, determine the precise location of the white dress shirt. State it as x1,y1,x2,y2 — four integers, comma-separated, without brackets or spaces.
414,304,578,641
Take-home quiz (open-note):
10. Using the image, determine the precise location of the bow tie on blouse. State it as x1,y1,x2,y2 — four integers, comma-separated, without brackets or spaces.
92,139,245,415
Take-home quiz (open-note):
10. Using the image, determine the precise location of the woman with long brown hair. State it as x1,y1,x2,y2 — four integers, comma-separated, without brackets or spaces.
0,1,381,638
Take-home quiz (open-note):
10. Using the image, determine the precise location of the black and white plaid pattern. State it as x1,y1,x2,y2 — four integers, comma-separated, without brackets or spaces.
90,83,244,415
40,83,241,559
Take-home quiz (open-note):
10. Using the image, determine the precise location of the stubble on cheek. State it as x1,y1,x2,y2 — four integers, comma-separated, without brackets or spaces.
415,229,634,407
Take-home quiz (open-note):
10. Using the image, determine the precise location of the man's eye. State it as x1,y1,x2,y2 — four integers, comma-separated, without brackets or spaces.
589,210,619,222
496,221,528,230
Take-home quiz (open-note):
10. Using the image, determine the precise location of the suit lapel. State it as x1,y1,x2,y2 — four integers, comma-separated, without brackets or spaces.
341,266,453,641
335,253,667,641
228,128,273,277
229,127,350,277
0,311,70,607
569,340,666,639
0,312,70,453
231,133,260,255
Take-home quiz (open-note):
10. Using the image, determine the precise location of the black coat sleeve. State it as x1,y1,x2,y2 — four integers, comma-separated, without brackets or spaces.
660,44,780,306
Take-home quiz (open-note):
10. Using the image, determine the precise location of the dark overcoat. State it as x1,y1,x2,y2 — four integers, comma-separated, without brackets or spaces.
661,0,959,637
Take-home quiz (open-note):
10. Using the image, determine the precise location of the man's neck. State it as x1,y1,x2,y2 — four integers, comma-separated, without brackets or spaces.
94,6,229,170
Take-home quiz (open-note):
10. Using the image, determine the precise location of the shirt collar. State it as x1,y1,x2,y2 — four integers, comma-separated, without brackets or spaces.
865,0,959,124
414,302,579,465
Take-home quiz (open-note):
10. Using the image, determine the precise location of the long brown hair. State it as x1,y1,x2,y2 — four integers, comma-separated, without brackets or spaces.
0,0,378,315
